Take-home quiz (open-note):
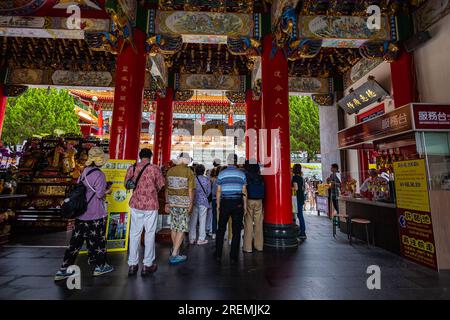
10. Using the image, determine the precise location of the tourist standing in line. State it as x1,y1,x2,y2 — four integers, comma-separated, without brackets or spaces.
125,149,165,276
215,154,247,263
327,163,341,214
165,153,196,265
205,159,221,236
55,147,113,280
292,164,307,240
209,165,224,240
243,161,265,253
189,164,211,245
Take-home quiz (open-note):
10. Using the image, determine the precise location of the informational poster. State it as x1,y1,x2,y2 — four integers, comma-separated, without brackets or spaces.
393,159,430,212
316,195,329,214
80,160,134,254
393,159,437,270
102,160,134,252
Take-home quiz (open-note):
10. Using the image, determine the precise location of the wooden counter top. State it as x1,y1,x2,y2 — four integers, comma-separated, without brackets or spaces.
339,196,396,209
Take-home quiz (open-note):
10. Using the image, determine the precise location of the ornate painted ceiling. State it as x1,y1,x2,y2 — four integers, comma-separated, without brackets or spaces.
0,0,437,95
170,43,250,75
156,0,270,13
1,37,116,72
288,48,361,78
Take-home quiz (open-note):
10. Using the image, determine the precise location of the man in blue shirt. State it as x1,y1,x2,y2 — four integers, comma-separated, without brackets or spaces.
215,154,247,263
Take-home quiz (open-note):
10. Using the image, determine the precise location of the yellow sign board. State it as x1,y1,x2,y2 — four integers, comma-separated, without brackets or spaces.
80,160,134,254
393,159,430,212
103,160,134,252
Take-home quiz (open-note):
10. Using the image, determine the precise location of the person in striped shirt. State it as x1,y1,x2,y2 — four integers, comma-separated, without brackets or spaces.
214,154,247,264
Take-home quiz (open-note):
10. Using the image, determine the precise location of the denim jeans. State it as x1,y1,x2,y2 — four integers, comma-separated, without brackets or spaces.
211,200,218,234
332,197,339,214
189,205,208,241
297,199,306,235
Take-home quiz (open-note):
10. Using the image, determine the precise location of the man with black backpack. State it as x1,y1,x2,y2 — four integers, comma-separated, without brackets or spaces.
125,149,165,276
243,160,265,253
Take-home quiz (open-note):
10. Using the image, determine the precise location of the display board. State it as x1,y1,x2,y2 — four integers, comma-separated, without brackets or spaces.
393,159,437,270
80,160,134,254
103,160,133,252
316,195,329,214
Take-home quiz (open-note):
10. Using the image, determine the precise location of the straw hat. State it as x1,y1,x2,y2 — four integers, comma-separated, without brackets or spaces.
86,147,109,167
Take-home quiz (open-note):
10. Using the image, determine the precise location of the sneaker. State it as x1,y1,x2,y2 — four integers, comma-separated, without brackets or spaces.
54,269,74,281
189,240,196,245
197,239,208,245
169,255,187,265
299,233,307,240
93,263,114,276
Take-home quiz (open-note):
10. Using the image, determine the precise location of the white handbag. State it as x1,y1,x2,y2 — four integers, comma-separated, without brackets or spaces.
292,195,298,214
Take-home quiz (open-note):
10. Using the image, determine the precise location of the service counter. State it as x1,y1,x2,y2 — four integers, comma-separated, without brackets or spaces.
338,196,400,254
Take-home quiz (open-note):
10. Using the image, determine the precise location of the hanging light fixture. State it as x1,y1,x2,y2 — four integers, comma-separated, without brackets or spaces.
200,103,206,123
150,101,155,121
228,104,234,126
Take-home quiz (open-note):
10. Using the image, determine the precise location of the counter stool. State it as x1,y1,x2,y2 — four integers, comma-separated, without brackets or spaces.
332,214,350,239
349,218,373,247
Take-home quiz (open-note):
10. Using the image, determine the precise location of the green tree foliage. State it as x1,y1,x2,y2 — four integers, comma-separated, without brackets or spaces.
289,96,320,162
2,88,80,146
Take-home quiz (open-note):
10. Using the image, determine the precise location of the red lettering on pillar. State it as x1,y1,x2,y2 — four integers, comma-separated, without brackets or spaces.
245,89,261,161
261,35,293,225
109,29,146,160
153,88,174,166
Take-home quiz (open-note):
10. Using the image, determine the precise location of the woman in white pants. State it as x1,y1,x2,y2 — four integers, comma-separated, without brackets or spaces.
189,164,211,245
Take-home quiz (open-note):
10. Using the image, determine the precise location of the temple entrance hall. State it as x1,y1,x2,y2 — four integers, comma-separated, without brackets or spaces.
2,0,450,303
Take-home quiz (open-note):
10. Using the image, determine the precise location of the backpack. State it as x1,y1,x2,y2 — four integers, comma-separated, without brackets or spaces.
61,168,100,219
246,172,265,200
125,163,151,190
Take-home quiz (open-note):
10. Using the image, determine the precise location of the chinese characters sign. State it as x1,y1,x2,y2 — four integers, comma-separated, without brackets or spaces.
81,160,133,254
393,159,437,269
413,104,450,130
102,160,133,252
338,80,389,114
394,159,430,212
338,105,413,148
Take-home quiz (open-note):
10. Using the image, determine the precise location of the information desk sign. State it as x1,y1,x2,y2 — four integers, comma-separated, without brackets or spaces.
393,159,437,270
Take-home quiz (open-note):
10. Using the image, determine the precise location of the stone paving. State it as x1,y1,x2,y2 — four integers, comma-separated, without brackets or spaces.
1,212,450,300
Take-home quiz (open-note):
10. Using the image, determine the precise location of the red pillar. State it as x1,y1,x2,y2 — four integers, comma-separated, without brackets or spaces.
153,88,174,166
245,90,261,161
261,35,297,248
0,85,7,140
109,29,146,160
97,105,103,137
390,51,415,108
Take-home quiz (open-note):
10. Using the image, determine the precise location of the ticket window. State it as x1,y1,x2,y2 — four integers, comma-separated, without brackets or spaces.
416,132,450,191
